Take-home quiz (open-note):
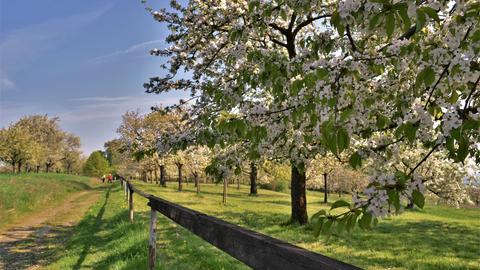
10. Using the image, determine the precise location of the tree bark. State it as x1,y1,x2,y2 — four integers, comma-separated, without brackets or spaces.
46,163,50,173
250,162,258,195
12,162,16,174
160,165,166,187
36,165,40,173
177,164,183,191
291,164,308,224
222,178,228,204
323,173,328,204
17,161,22,173
194,172,200,194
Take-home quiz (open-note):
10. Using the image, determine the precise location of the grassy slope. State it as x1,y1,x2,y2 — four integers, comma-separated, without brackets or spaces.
0,173,97,230
47,182,480,270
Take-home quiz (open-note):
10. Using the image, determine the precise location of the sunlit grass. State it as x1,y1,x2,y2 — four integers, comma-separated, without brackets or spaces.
48,180,479,269
0,173,97,230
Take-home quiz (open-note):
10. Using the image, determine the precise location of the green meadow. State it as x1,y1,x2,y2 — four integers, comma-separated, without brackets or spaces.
44,180,480,270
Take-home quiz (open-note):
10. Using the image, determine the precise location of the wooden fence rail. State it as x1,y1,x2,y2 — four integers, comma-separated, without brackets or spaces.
118,177,361,270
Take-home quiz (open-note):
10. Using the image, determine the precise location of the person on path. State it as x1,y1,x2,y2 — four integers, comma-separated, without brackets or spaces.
101,175,106,183
107,174,113,183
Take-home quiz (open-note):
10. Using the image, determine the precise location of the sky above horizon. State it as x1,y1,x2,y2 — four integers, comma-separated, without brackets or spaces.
0,0,187,155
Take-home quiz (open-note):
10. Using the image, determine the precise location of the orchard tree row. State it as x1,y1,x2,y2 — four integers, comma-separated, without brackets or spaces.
108,108,372,202
0,115,83,174
138,0,479,235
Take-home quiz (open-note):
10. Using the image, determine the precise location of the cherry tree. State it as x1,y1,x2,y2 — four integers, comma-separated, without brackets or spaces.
143,0,479,232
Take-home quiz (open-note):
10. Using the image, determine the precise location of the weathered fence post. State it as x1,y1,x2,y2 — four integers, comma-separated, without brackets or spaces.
129,187,134,222
148,203,157,270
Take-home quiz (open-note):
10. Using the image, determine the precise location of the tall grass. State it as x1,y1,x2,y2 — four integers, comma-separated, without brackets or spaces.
0,173,97,230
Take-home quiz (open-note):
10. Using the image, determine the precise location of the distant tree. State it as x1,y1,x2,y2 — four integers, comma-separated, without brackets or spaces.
0,124,39,173
308,155,339,203
61,133,82,174
83,151,110,177
15,115,65,172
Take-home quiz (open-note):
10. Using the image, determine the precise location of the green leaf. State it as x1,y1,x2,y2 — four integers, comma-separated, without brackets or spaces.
346,212,358,233
322,219,334,236
457,136,469,162
359,212,373,230
349,152,363,169
415,68,425,90
369,13,382,29
330,200,351,210
421,7,440,22
331,11,344,36
316,68,329,80
313,217,325,237
311,210,326,223
395,171,409,186
336,128,350,154
416,9,426,32
423,66,435,86
448,90,459,103
376,115,390,129
412,190,425,208
387,189,400,211
404,122,417,143
396,5,412,31
385,13,396,39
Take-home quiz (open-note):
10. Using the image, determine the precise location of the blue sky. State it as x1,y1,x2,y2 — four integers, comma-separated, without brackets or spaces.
0,0,187,155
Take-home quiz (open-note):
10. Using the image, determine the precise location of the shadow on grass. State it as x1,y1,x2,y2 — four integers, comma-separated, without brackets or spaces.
206,210,480,269
0,225,75,269
71,186,112,270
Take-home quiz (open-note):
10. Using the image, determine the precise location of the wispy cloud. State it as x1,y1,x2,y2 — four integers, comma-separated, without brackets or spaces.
88,40,164,64
0,4,113,87
62,95,180,123
0,76,15,91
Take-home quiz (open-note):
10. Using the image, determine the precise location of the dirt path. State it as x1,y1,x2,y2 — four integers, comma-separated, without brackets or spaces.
0,190,101,270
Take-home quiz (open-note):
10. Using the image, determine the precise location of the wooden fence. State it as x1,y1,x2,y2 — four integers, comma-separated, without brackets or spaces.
118,177,361,270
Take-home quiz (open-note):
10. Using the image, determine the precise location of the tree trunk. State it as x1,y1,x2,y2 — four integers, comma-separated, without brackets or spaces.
45,163,50,173
222,178,228,204
17,161,22,173
291,164,308,224
249,162,258,195
149,170,153,183
36,165,40,173
406,199,414,209
154,169,159,184
194,172,199,194
237,177,240,190
12,162,16,174
177,164,183,191
160,165,166,187
323,173,328,204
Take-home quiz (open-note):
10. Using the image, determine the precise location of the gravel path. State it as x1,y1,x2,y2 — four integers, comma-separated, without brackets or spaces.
0,190,101,270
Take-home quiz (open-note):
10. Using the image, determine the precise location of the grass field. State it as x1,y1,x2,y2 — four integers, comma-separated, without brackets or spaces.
0,173,98,230
45,180,480,270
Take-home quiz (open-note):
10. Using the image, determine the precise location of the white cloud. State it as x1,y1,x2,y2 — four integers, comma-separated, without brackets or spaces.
89,40,164,64
62,95,180,123
0,77,15,90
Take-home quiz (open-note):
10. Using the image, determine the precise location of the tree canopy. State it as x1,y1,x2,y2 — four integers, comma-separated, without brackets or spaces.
141,0,479,233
